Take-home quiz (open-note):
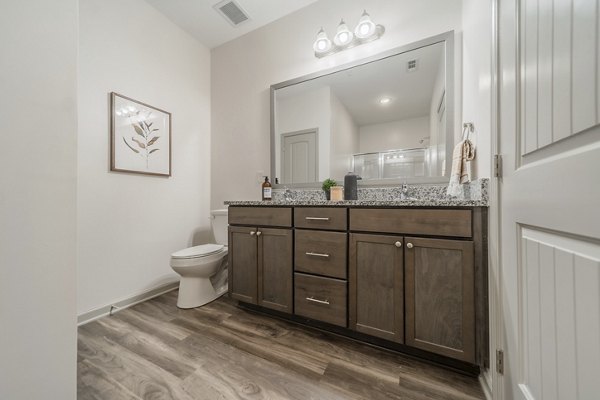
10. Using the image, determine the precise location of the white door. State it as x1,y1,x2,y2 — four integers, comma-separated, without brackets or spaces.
282,129,318,184
498,0,600,399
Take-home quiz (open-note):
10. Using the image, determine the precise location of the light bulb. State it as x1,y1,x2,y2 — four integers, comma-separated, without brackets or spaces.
354,10,376,39
334,19,354,47
379,97,392,104
313,27,332,54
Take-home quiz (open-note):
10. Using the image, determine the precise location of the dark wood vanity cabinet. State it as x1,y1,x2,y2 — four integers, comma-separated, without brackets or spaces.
228,205,487,370
348,208,479,364
404,237,475,363
228,208,293,314
293,207,348,327
349,233,404,343
228,226,258,304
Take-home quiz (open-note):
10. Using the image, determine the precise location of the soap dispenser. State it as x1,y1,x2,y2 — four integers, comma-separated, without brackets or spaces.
344,172,361,200
262,176,272,201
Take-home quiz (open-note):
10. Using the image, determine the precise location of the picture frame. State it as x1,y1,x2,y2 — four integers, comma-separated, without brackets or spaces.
110,92,172,176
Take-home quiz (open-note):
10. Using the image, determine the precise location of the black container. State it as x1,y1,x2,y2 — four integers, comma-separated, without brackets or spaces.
343,172,361,200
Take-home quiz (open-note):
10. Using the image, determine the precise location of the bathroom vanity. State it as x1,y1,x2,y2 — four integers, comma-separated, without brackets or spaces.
225,200,488,373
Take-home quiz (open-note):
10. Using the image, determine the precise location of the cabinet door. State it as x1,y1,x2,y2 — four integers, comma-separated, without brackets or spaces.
405,237,475,362
349,233,404,343
258,228,293,313
228,226,258,304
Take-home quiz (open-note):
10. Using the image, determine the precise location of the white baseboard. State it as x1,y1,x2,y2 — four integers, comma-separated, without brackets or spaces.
77,281,179,326
479,372,493,400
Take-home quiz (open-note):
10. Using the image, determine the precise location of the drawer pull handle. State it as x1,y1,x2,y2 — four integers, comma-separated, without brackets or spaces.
395,241,402,248
305,217,330,221
250,231,256,236
406,243,414,249
256,231,262,236
306,297,330,305
305,252,330,258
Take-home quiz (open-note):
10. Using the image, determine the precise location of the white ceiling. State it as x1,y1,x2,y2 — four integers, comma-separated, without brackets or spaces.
144,0,319,48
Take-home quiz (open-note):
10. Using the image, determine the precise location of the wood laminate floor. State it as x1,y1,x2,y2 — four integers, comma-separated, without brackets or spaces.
77,290,485,400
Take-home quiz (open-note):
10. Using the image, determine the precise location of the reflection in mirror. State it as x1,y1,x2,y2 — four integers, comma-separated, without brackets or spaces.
272,33,452,186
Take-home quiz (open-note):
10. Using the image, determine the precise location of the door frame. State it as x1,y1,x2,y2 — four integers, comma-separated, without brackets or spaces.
488,0,504,398
280,128,319,184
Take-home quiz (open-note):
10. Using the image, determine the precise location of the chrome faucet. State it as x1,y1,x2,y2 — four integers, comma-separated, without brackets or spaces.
400,182,410,200
283,186,294,202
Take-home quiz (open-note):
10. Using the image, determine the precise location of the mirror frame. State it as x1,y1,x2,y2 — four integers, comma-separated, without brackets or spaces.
270,30,454,188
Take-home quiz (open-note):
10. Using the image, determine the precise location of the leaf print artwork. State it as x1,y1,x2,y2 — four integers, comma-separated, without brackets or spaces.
111,92,171,176
121,108,162,168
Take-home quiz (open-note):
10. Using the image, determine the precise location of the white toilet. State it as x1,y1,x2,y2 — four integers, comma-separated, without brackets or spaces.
170,209,229,309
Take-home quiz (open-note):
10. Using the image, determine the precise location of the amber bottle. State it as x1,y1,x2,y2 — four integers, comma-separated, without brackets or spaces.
262,176,272,201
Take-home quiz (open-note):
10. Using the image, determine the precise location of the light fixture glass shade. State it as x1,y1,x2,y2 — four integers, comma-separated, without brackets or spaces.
354,10,376,39
313,27,332,54
333,19,354,47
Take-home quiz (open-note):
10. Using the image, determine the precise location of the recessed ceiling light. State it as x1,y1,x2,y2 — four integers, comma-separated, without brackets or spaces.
379,97,392,104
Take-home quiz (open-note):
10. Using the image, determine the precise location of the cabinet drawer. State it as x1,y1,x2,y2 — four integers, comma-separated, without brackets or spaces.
294,208,347,231
294,273,347,327
295,230,347,279
350,208,471,237
228,207,292,227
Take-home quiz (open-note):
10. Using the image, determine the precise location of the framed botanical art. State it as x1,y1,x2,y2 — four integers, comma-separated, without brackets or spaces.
110,92,171,176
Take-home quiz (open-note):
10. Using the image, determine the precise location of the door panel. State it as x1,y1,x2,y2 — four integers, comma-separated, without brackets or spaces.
282,130,317,184
258,228,293,313
405,237,475,362
349,233,404,343
499,0,600,398
517,228,600,400
228,226,258,304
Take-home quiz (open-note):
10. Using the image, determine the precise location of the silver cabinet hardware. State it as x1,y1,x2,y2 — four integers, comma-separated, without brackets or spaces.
305,252,330,258
250,231,256,236
306,297,330,305
256,231,262,236
305,217,330,221
395,241,402,248
406,243,414,249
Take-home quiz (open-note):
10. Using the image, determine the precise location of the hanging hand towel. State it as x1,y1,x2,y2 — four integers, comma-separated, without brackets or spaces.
447,139,475,197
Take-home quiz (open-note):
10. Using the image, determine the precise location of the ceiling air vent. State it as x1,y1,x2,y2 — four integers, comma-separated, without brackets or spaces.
407,59,418,72
213,0,250,27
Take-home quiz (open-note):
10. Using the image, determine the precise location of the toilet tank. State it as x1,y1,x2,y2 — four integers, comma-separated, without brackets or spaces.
211,209,229,245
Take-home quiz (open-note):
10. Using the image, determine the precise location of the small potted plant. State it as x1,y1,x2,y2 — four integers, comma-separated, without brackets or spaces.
322,178,337,200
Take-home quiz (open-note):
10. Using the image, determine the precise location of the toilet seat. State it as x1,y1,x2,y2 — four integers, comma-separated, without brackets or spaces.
171,244,225,259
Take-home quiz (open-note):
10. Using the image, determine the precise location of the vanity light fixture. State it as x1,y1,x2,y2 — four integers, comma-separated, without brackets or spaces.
354,10,377,39
313,27,332,54
313,10,385,58
333,19,354,47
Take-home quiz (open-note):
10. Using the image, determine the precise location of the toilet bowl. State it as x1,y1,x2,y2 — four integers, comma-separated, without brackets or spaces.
170,209,229,309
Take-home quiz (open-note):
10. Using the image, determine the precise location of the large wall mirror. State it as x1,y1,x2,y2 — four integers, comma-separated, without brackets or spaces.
271,31,454,187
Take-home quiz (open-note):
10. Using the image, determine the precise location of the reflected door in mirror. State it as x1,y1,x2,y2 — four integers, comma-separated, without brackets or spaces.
282,129,318,184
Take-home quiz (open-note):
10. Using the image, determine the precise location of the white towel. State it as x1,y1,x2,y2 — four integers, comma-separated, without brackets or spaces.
447,139,475,197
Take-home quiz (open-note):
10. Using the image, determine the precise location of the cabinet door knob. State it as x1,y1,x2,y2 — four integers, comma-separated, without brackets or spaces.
395,241,402,248
250,231,256,236
406,243,414,249
256,231,262,236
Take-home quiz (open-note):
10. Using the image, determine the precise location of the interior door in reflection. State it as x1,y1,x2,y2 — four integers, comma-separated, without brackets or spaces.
282,129,318,184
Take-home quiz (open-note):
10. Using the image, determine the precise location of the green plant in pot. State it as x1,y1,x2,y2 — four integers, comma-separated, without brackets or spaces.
322,178,337,200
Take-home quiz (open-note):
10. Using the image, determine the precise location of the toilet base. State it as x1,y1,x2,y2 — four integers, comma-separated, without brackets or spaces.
176,277,224,309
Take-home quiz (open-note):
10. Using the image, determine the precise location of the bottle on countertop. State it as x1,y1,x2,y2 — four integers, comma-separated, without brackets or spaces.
262,176,272,201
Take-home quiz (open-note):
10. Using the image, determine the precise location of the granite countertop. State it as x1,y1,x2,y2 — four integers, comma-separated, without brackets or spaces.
224,198,487,207
225,179,489,208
